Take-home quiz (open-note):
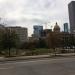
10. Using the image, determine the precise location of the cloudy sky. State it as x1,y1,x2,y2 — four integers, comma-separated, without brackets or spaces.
0,0,73,36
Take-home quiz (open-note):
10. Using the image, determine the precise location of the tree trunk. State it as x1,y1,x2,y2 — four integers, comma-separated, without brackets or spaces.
8,48,11,57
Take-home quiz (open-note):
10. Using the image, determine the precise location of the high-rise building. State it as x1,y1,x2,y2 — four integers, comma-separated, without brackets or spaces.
64,23,68,32
33,25,43,38
68,1,75,33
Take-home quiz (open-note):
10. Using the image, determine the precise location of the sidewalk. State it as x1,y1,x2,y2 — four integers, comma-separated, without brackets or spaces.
0,53,75,62
0,55,50,61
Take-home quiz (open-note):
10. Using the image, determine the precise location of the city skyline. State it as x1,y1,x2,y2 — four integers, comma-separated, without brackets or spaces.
0,0,74,36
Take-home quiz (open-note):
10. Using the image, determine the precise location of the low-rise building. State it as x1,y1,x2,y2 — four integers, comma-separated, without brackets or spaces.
7,26,28,43
46,22,75,49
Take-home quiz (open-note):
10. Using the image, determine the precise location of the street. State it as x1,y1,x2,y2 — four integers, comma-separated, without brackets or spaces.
0,57,75,75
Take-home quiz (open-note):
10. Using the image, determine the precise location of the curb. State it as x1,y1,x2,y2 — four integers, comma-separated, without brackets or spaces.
0,54,75,62
0,55,50,62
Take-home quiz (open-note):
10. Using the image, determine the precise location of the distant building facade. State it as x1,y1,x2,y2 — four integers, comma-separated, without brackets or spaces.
41,29,52,37
46,22,75,49
68,1,75,33
64,23,68,32
0,24,4,28
33,25,43,38
7,26,28,43
53,22,60,32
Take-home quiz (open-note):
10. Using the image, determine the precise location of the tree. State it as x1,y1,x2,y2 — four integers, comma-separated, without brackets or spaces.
46,32,63,55
36,38,47,48
63,33,75,49
1,28,19,56
0,28,5,54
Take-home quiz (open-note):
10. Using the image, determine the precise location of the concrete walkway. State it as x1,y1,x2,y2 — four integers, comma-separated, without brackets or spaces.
0,53,75,61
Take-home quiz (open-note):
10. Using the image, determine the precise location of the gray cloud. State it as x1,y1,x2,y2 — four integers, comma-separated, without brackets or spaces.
0,0,74,36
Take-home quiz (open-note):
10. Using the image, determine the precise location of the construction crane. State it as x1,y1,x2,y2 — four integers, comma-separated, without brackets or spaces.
44,22,51,29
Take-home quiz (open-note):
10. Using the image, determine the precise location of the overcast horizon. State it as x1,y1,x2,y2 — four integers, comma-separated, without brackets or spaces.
0,0,74,36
